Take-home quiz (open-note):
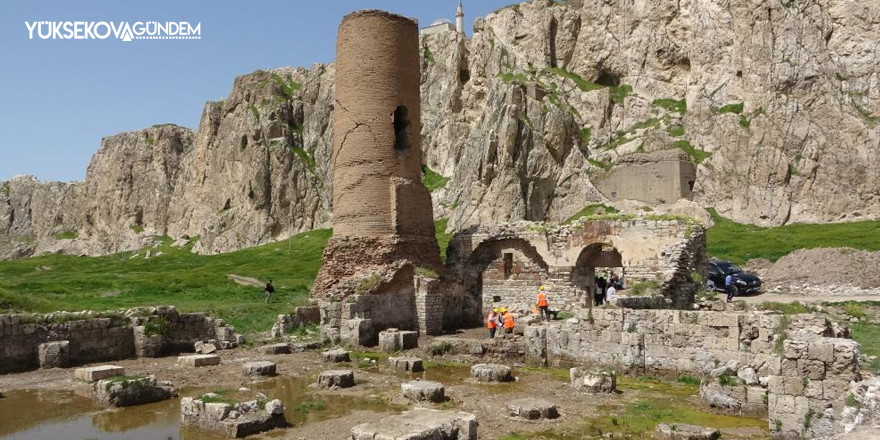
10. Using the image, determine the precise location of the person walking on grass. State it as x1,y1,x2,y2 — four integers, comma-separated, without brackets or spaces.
264,279,275,303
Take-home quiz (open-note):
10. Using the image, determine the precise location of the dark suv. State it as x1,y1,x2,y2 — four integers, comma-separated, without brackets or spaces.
707,260,762,295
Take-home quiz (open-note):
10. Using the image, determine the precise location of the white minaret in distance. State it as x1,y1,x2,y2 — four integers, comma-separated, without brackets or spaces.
455,0,464,34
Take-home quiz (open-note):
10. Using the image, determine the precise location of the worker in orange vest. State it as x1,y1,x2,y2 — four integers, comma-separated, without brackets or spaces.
501,307,515,335
486,308,500,339
537,285,550,320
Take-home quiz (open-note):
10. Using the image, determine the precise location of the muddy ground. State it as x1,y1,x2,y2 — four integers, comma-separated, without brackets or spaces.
0,334,771,440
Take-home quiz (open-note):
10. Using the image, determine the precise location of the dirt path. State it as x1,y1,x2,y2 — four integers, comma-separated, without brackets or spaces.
737,292,880,305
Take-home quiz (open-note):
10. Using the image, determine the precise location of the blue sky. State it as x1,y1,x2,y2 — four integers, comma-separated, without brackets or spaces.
0,0,512,182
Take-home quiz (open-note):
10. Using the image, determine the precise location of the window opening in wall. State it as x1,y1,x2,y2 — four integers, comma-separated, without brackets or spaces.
392,106,411,152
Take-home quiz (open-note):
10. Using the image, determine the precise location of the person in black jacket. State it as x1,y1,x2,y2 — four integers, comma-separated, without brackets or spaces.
264,279,275,304
595,276,607,306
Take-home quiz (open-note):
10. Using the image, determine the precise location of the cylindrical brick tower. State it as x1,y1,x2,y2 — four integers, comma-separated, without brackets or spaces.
313,10,442,299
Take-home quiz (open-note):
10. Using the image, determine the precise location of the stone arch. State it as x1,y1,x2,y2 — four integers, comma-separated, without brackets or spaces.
461,237,551,324
572,242,623,305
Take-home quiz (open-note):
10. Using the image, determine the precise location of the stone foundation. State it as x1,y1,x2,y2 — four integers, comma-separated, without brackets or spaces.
261,343,291,355
242,361,276,377
389,356,424,372
38,340,69,368
75,365,125,382
378,328,418,352
178,354,221,367
92,376,177,407
269,306,320,338
318,370,355,389
322,348,351,363
0,306,242,374
181,396,286,438
351,408,477,440
471,364,513,382
507,398,559,420
401,380,445,403
654,423,720,440
570,368,617,393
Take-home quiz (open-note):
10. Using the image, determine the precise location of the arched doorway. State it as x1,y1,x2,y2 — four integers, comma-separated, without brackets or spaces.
462,238,550,326
572,243,623,307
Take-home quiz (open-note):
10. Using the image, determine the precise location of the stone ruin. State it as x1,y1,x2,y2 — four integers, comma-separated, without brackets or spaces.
0,306,242,374
311,9,443,345
181,393,286,438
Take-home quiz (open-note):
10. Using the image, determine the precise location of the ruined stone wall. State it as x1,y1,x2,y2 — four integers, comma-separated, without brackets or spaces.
446,216,706,314
524,308,859,438
594,150,697,205
0,307,240,374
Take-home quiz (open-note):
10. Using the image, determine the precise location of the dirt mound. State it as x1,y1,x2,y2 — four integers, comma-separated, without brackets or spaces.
763,248,880,289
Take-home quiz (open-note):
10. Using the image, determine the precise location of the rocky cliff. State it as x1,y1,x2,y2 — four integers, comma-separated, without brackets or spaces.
2,0,878,260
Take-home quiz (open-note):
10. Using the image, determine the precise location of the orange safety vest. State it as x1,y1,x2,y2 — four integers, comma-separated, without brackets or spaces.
502,312,515,328
486,313,497,329
537,292,548,307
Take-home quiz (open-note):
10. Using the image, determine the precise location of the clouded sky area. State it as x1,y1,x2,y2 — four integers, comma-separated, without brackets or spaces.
0,0,513,182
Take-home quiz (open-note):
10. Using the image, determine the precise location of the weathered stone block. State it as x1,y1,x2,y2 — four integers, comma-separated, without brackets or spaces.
570,368,616,393
38,340,69,369
92,376,178,407
178,354,221,367
242,361,276,377
654,423,720,440
507,398,559,420
471,364,513,383
318,369,355,389
389,356,424,372
75,365,125,382
351,408,477,440
260,343,290,355
401,380,445,403
322,348,351,363
378,328,419,352
181,396,286,438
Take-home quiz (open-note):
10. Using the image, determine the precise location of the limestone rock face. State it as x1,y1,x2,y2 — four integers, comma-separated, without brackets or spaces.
4,0,880,259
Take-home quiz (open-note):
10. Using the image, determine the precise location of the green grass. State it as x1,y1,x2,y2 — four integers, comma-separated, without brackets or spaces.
435,218,452,262
415,266,439,279
498,72,529,84
1,182,9,198
677,375,701,386
580,127,592,144
610,84,633,104
423,46,435,64
630,280,660,296
756,301,814,315
667,125,685,137
129,224,145,234
0,230,331,334
850,322,880,372
707,208,880,263
587,158,613,172
422,165,449,192
54,230,78,240
546,67,604,92
716,102,744,114
652,98,687,114
564,204,619,224
673,140,711,164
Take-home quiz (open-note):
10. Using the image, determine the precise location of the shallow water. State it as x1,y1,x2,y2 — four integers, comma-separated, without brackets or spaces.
0,375,398,440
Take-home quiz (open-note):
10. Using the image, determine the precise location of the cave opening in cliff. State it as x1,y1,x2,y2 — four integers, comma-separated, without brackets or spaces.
596,70,621,87
392,105,411,153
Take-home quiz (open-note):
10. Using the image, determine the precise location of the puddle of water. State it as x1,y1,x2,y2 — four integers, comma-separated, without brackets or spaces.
0,375,400,440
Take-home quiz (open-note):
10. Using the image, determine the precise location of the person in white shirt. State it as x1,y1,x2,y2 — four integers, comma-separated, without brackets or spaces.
605,284,617,304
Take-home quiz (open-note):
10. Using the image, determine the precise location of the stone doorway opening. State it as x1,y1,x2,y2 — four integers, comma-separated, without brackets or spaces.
572,243,623,307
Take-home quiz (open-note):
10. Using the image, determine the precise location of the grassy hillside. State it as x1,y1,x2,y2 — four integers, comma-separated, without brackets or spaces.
707,209,880,264
0,230,331,334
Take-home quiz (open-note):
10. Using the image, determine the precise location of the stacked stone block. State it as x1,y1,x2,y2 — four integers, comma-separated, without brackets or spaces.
0,306,243,374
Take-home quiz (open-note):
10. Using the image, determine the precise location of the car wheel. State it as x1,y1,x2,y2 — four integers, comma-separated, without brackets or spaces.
732,285,740,297
706,280,716,291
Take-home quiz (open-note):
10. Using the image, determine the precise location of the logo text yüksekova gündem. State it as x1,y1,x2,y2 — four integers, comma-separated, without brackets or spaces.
25,21,201,41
